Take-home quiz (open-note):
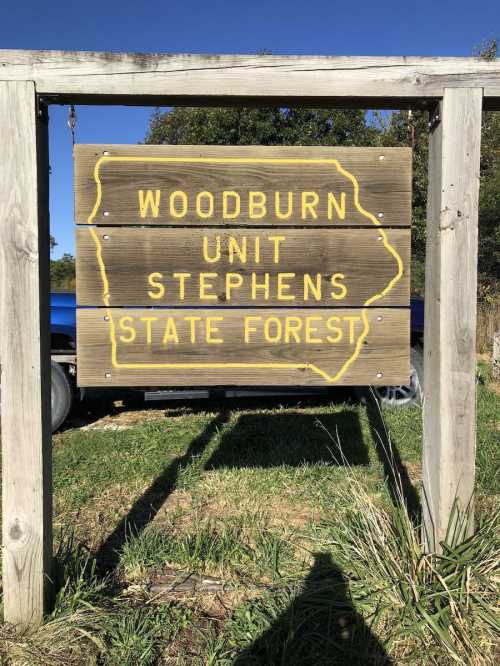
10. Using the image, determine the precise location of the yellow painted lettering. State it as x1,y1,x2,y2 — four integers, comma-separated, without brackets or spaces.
206,316,224,344
228,236,247,264
268,235,285,263
138,189,161,218
225,272,243,300
251,272,270,300
326,316,343,343
140,316,158,344
330,273,348,300
254,236,261,263
305,316,323,343
284,316,302,343
223,191,241,219
196,191,214,219
199,272,218,300
248,191,267,219
344,315,361,344
244,316,261,343
162,318,179,345
303,273,322,301
147,272,165,300
264,316,282,343
327,192,346,220
169,190,188,218
119,316,136,343
277,273,295,301
301,191,319,220
275,191,293,220
173,272,191,300
184,316,202,343
202,236,221,263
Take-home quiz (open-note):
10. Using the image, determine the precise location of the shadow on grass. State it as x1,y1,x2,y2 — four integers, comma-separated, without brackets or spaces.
205,409,368,469
365,395,421,522
233,551,392,665
94,410,231,572
93,405,367,574
91,391,418,575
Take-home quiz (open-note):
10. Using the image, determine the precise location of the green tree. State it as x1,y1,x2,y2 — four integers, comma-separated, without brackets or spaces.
146,107,378,147
50,252,75,291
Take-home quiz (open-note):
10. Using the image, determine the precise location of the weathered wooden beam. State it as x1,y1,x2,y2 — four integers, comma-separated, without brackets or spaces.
422,88,482,552
0,50,499,107
0,81,52,625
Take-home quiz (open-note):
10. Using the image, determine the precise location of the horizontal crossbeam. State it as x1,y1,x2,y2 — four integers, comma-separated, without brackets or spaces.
0,51,499,108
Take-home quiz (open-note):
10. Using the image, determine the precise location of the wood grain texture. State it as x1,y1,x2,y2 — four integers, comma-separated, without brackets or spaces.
422,89,482,552
76,227,410,306
0,51,499,106
0,82,52,625
74,145,412,227
76,307,409,387
493,331,500,382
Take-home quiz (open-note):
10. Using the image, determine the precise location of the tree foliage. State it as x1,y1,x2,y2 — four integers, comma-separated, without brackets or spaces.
51,253,76,291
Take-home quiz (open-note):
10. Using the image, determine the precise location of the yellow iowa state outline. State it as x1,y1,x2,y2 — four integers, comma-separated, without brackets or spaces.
85,156,404,383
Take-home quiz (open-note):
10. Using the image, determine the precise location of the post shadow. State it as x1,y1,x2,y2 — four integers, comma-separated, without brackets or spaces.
365,395,421,522
94,410,231,572
233,552,392,665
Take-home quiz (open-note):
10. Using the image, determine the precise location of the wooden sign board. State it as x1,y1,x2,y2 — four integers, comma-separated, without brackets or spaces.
75,145,411,387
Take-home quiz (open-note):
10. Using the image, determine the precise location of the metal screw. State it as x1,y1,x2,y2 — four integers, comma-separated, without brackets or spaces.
377,212,384,219
377,315,383,321
103,211,110,217
376,372,383,379
377,235,383,241
103,150,110,156
105,372,112,379
103,234,110,240
378,155,385,161
104,315,110,321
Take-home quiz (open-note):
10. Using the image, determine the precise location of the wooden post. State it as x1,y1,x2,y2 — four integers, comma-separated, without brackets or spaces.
493,331,500,382
0,81,52,625
422,88,483,552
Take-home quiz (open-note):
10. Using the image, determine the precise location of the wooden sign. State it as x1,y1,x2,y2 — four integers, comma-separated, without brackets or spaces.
75,145,411,387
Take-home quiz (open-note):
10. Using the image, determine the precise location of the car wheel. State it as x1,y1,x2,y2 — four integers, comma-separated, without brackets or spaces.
373,345,424,408
51,361,73,431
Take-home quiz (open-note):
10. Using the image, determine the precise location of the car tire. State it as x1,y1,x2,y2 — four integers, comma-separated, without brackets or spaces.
51,361,73,431
356,345,424,409
374,345,424,408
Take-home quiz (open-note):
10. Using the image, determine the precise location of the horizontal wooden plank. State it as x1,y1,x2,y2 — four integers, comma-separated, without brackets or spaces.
76,227,410,307
75,145,412,227
1,51,499,105
76,307,409,387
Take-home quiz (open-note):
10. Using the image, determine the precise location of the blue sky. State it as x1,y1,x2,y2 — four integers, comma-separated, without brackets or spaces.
1,0,498,257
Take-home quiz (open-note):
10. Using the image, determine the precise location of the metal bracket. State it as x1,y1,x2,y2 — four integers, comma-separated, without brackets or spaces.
36,96,49,124
428,104,441,131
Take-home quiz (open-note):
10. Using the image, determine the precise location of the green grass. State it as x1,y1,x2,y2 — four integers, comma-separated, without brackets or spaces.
1,372,499,664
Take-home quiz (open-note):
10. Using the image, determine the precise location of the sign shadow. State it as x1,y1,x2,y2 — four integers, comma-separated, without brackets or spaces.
205,409,368,470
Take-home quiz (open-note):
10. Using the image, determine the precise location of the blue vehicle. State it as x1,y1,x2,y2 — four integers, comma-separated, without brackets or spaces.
48,293,424,431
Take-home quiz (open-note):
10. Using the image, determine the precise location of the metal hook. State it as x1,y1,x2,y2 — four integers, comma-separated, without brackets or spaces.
68,105,76,145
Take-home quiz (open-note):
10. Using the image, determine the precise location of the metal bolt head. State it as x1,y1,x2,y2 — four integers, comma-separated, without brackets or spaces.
376,372,383,379
103,211,110,217
103,234,110,240
377,212,384,219
378,155,385,161
104,315,110,321
105,372,112,379
103,150,110,156
377,315,383,321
